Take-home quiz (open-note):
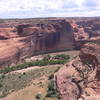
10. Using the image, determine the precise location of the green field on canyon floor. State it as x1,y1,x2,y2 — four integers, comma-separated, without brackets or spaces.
0,50,79,100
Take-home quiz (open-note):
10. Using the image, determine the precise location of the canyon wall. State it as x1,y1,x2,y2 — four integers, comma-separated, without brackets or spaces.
69,18,100,49
0,19,74,68
0,18,100,68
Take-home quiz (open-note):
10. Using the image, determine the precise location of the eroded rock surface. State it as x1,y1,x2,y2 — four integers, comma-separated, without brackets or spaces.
56,42,100,100
0,18,100,68
70,18,100,49
0,19,74,68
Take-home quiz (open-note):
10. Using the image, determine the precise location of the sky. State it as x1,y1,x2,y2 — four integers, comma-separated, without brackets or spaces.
0,0,100,18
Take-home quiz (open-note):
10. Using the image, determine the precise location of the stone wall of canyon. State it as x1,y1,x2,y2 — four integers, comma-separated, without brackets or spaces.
0,18,100,68
0,19,74,68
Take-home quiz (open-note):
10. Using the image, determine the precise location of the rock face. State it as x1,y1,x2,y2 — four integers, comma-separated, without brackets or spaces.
0,19,74,68
0,18,100,68
56,42,100,100
69,18,100,49
76,19,100,38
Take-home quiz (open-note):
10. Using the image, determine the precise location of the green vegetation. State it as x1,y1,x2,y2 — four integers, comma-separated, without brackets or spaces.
0,66,60,98
46,80,59,98
53,54,70,60
0,83,3,88
35,93,42,100
0,54,70,99
0,54,70,74
45,73,60,99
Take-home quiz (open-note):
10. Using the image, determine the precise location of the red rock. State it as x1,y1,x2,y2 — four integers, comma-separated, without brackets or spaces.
0,19,74,68
56,41,100,100
0,18,100,68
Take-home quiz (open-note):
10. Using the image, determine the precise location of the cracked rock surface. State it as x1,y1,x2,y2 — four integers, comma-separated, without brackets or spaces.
56,42,100,100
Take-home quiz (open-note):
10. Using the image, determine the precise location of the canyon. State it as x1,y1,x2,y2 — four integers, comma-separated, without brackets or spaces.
0,18,100,68
0,17,100,100
0,19,75,68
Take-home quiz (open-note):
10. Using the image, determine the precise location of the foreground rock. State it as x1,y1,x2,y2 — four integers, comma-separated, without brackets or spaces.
56,42,100,100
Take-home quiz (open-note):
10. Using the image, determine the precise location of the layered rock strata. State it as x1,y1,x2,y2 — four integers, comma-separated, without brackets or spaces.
56,42,100,100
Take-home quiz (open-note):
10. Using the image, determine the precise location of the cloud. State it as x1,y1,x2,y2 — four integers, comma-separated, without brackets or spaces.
0,0,100,18
83,0,100,7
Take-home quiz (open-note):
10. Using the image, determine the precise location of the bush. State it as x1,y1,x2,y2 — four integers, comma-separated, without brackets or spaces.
53,54,70,60
46,80,59,98
1,74,5,79
48,74,54,80
43,55,51,61
0,83,3,88
23,72,26,75
35,93,42,100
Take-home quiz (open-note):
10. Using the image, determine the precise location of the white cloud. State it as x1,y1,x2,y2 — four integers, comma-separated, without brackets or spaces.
0,0,100,18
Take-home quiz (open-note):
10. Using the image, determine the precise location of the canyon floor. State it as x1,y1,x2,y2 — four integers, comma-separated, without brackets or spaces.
0,50,79,100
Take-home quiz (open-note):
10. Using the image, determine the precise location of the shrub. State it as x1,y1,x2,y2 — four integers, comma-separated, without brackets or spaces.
35,93,42,100
53,54,70,60
23,72,26,75
43,55,51,61
0,83,3,88
46,80,59,98
1,74,5,79
48,74,54,80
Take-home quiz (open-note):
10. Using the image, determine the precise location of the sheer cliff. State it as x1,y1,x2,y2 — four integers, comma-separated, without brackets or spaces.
0,19,74,68
0,18,100,68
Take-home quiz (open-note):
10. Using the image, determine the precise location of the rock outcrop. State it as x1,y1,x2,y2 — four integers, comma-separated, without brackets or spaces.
76,19,100,39
0,19,74,68
56,41,100,100
69,18,100,50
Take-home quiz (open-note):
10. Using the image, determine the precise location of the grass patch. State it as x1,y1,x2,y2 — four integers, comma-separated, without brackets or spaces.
0,66,60,98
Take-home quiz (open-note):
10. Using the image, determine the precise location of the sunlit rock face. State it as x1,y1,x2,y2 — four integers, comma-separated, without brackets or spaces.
69,18,100,49
0,19,74,68
56,41,100,100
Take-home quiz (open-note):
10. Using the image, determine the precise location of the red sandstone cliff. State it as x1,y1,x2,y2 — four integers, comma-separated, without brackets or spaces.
56,41,100,100
0,18,100,68
0,19,74,68
69,18,100,49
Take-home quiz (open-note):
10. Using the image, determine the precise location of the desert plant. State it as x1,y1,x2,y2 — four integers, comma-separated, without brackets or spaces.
1,74,5,79
46,80,59,98
35,93,42,100
0,83,3,88
43,55,51,61
53,54,70,60
48,74,54,80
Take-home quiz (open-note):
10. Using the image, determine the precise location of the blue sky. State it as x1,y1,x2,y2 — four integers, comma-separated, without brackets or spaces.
0,0,100,18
